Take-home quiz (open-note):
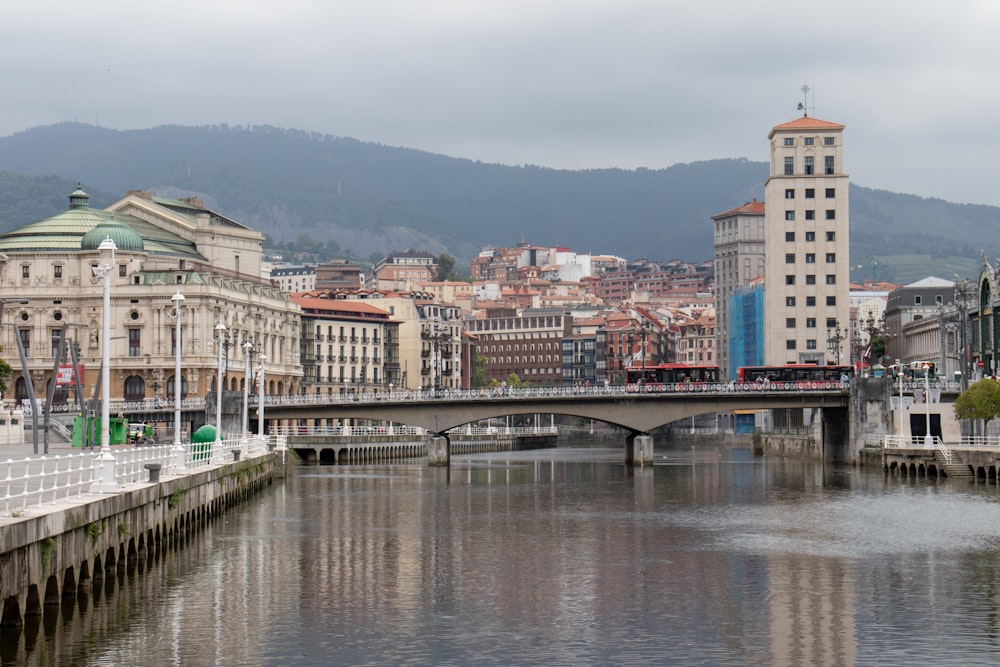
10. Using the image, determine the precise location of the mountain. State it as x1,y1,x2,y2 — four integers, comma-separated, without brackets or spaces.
0,122,995,283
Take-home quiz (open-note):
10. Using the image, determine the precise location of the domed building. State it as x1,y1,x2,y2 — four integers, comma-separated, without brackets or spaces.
0,186,302,439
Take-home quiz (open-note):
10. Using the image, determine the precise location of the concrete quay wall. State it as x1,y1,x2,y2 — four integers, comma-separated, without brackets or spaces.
0,453,274,628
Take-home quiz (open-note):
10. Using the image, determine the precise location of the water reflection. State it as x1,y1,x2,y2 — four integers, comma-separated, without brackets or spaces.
7,442,1000,666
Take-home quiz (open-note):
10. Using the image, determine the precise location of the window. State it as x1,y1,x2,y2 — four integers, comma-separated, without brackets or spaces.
826,210,836,220
784,157,794,175
786,297,796,307
825,188,835,198
936,295,944,304
786,340,797,350
785,253,796,263
785,189,795,199
806,275,816,285
786,275,795,285
805,253,816,263
805,210,815,220
785,211,795,221
21,266,29,280
826,231,835,241
806,318,816,328
825,156,835,174
786,318,796,328
826,275,836,285
806,296,816,306
827,296,836,306
824,137,835,146
804,137,815,146
129,328,141,357
50,329,63,357
124,375,145,401
915,295,922,305
805,156,814,175
826,318,838,329
805,188,815,199
784,137,795,146
118,264,126,278
19,328,30,354
785,232,795,242
826,253,836,263
53,265,62,279
805,231,815,242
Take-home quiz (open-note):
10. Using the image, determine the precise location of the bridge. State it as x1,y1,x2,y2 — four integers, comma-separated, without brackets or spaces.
258,384,851,465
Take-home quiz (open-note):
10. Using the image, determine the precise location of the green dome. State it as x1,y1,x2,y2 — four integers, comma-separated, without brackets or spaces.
191,424,218,443
80,218,144,252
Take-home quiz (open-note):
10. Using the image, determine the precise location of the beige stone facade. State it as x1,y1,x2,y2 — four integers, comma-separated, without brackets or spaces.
763,117,851,366
0,189,302,422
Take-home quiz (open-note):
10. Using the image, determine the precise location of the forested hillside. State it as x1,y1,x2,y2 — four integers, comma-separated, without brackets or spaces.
0,122,995,283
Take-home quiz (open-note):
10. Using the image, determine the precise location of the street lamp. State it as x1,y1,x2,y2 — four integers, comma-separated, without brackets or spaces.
97,239,116,453
923,363,933,448
242,340,253,435
897,358,904,443
257,354,266,437
171,292,185,447
215,322,226,448
94,238,117,492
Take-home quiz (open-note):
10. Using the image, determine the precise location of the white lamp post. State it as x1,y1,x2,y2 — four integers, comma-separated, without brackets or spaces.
215,322,226,448
897,359,904,444
242,340,253,435
171,292,185,447
924,363,933,448
95,238,118,492
257,354,266,437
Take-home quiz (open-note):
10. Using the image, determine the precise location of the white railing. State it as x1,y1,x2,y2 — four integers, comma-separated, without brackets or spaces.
0,453,98,513
270,424,559,437
0,434,274,517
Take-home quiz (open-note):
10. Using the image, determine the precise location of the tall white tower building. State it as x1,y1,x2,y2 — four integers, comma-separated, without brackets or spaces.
763,116,850,366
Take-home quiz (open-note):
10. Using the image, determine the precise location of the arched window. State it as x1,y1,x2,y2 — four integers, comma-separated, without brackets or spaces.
167,375,189,400
15,377,29,402
124,375,145,401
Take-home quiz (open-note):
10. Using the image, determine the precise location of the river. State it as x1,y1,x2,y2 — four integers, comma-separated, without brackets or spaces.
8,440,1000,666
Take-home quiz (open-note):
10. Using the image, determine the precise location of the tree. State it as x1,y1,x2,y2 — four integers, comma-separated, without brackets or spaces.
0,353,11,396
954,379,1000,428
436,253,455,281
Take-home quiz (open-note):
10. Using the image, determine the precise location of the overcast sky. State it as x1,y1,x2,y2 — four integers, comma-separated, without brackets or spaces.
3,1,999,205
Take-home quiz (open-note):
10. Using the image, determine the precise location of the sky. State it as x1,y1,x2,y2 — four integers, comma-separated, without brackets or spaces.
3,1,1000,205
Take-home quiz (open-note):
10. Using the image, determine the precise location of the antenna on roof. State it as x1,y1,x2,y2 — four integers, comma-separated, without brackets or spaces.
796,83,814,116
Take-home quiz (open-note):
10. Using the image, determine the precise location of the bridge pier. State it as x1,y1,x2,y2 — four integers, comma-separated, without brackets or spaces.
625,433,654,467
426,434,450,466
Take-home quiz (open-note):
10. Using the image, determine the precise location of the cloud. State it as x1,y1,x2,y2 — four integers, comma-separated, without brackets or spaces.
2,0,1000,205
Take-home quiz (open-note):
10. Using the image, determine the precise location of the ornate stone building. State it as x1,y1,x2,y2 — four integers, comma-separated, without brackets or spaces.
0,187,302,426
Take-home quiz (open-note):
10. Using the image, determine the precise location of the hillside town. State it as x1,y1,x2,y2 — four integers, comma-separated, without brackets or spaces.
0,114,990,413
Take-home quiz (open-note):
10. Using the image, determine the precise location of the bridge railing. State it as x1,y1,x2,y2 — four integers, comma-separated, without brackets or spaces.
241,381,849,410
270,424,559,437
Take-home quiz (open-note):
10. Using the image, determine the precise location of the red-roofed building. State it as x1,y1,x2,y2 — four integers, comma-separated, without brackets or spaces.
289,293,400,400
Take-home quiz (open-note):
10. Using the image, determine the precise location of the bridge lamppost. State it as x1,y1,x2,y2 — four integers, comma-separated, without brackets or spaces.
826,321,848,365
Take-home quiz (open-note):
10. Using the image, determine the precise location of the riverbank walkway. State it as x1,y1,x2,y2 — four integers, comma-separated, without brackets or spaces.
0,435,272,523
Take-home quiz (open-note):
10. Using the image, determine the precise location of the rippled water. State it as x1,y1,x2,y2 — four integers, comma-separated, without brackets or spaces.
9,442,1000,666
